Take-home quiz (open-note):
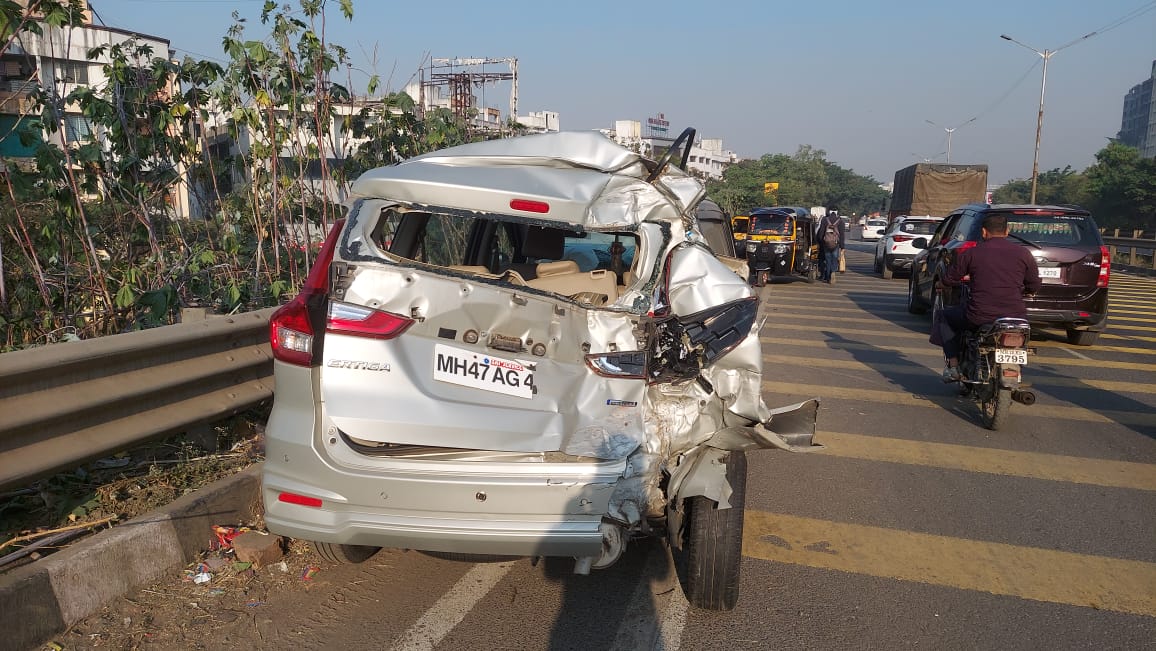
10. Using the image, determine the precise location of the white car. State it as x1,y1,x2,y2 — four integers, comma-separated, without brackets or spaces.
874,215,943,279
860,218,888,241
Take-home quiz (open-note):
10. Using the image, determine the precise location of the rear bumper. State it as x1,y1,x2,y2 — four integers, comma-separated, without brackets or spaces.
264,468,609,556
262,364,623,557
883,253,915,269
1026,289,1109,331
1025,307,1107,332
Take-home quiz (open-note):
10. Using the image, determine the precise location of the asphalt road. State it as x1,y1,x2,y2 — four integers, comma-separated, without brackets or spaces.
58,243,1156,650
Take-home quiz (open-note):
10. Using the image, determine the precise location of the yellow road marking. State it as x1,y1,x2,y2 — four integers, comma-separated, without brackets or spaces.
764,321,1156,356
1103,333,1156,343
766,303,912,317
760,380,1156,428
767,309,1146,342
1110,308,1156,317
759,335,1156,372
1107,323,1156,332
760,353,1156,395
742,511,1156,616
815,431,1156,491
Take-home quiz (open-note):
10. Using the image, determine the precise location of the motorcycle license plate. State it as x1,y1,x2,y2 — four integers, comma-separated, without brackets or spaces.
995,349,1028,365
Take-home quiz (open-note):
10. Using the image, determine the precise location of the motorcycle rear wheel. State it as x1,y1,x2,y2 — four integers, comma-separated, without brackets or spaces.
979,374,1012,431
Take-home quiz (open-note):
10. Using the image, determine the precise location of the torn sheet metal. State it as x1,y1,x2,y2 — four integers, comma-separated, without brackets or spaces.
331,131,819,528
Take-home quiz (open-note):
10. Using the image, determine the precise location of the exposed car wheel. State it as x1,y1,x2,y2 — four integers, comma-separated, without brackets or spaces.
313,541,381,564
873,254,882,274
1067,329,1099,346
907,274,927,315
684,451,747,611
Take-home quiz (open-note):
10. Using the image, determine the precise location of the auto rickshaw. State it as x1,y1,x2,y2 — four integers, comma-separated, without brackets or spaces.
731,215,749,256
743,207,818,285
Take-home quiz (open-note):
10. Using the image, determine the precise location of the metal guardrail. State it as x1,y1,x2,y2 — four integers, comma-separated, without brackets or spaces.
1102,233,1156,272
0,308,276,489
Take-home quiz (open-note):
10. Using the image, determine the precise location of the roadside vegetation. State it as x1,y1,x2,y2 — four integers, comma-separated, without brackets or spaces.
991,141,1156,233
0,0,503,351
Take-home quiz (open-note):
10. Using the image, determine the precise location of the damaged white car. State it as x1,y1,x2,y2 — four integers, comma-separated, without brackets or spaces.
263,129,819,611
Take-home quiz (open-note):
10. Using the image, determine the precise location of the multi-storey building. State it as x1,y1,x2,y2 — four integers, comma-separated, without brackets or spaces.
0,1,194,214
603,119,739,180
1117,59,1155,159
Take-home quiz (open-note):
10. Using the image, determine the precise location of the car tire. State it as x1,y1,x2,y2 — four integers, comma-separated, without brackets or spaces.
683,451,747,611
881,258,893,280
907,274,928,315
873,254,882,273
313,541,381,564
1066,329,1099,346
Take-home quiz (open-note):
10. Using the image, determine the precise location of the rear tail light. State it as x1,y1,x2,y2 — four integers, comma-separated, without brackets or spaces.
958,240,978,252
892,235,913,243
327,302,414,339
1097,245,1110,288
269,219,345,366
998,332,1026,348
585,351,646,379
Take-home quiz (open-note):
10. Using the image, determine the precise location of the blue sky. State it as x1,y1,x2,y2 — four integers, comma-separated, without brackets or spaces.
91,0,1156,184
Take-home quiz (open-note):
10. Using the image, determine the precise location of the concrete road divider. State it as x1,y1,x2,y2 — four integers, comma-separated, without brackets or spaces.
0,465,262,650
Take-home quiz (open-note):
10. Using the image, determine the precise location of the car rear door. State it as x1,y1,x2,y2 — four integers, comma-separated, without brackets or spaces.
317,206,650,461
1002,211,1103,302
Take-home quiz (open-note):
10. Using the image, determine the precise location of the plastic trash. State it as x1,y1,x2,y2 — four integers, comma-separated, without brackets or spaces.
192,572,212,584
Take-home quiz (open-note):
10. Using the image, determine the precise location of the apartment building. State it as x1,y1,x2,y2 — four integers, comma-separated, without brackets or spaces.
0,1,195,214
1117,59,1155,159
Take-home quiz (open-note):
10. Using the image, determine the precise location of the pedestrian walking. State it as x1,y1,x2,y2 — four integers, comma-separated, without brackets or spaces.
817,207,844,284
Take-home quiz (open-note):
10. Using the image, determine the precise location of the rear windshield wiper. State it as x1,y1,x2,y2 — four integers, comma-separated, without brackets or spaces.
1007,233,1042,249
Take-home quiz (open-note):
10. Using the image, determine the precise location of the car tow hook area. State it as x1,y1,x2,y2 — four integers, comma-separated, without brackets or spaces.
574,522,627,575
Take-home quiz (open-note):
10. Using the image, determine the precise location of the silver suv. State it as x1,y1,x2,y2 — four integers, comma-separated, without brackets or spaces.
262,130,818,610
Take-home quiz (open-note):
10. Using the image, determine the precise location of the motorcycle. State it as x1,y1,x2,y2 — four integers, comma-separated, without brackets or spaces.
956,317,1036,430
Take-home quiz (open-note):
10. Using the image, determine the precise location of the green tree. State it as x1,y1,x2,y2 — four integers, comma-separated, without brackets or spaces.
706,144,886,217
1084,142,1156,230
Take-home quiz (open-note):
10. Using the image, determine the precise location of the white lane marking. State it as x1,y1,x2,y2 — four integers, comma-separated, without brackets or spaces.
610,548,681,651
1062,347,1093,361
391,561,515,651
606,545,691,651
653,586,689,651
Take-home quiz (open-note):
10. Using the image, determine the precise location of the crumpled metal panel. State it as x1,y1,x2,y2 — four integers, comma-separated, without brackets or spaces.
350,133,682,231
409,131,644,172
332,133,819,532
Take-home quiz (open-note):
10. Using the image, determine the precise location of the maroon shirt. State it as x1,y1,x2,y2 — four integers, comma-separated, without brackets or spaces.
944,236,1041,325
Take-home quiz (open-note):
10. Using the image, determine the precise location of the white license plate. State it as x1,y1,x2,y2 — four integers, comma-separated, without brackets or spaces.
1039,267,1061,279
433,344,535,399
995,349,1028,365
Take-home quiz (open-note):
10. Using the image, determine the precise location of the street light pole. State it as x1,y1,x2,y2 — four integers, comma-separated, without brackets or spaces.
925,118,977,164
1000,31,1096,204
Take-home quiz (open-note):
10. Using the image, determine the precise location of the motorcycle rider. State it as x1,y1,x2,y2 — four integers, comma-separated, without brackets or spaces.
937,213,1041,382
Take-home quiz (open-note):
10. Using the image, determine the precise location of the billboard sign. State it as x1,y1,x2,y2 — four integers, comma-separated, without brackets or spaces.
646,113,670,134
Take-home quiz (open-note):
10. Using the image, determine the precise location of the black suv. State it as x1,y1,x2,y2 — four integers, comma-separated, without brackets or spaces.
907,204,1110,346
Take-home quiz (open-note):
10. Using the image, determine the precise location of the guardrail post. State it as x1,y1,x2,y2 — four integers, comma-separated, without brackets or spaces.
1130,245,1138,266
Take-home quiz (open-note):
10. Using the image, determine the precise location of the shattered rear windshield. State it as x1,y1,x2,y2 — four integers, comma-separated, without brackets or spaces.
369,208,640,305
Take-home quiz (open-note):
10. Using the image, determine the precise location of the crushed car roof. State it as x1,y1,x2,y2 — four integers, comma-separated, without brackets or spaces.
349,131,704,229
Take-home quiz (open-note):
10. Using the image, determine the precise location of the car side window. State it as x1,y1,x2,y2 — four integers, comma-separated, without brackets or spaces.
933,214,959,245
950,211,976,242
